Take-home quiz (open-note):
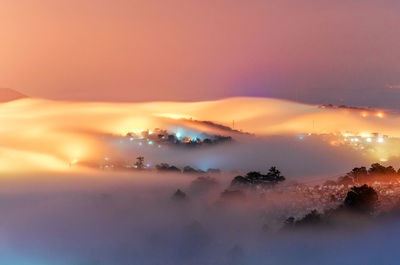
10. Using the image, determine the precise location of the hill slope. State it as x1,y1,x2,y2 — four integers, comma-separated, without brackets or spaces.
0,88,27,102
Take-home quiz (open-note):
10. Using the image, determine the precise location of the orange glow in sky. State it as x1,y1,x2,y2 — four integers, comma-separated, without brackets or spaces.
0,0,399,106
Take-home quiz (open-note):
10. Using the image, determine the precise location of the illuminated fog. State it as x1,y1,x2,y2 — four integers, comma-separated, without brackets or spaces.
1,97,400,176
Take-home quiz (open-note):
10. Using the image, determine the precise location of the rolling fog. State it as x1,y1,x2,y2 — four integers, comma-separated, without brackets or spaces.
1,97,400,176
110,133,369,179
2,97,400,264
0,171,400,265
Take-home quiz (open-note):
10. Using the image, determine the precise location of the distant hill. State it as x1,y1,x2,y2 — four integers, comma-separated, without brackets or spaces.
0,88,27,102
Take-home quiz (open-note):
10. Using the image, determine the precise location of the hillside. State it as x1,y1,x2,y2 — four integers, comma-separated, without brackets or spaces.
0,88,27,102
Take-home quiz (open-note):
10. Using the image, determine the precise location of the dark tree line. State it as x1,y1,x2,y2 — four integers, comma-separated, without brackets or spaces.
156,163,220,174
327,163,399,186
230,166,285,188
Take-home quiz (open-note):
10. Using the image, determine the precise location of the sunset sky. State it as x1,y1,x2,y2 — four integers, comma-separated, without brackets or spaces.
1,0,399,107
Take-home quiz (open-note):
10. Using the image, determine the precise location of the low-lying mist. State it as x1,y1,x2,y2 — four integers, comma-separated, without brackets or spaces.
0,171,399,265
108,134,370,179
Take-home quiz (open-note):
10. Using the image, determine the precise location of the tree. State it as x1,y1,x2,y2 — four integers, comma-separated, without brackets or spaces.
231,175,252,187
368,163,396,176
156,163,181,172
282,210,324,230
337,175,354,186
246,171,263,182
295,210,323,226
172,189,187,201
265,166,285,182
346,166,368,183
183,166,204,174
230,166,285,188
344,184,378,214
134,156,145,170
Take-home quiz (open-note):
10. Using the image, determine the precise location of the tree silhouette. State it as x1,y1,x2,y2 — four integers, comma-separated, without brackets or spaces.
344,184,378,214
134,156,145,170
265,166,285,182
156,163,181,172
231,166,285,188
333,163,400,185
346,166,368,183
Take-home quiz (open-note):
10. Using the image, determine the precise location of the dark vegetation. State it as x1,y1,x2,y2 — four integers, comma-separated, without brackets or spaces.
230,166,285,188
326,163,400,186
189,176,219,196
172,189,188,201
134,156,145,169
172,176,220,200
156,163,220,174
155,163,181,172
343,184,378,214
183,166,203,174
319,103,374,111
168,163,398,232
284,184,379,229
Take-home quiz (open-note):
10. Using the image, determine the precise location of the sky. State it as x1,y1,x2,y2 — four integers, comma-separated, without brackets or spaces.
0,0,399,107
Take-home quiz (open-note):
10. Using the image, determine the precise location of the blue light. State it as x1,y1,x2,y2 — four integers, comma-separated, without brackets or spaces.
146,163,150,167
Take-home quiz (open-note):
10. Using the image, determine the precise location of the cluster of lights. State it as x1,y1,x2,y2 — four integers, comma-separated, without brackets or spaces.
298,132,387,147
124,128,209,150
360,111,385,118
347,137,384,143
